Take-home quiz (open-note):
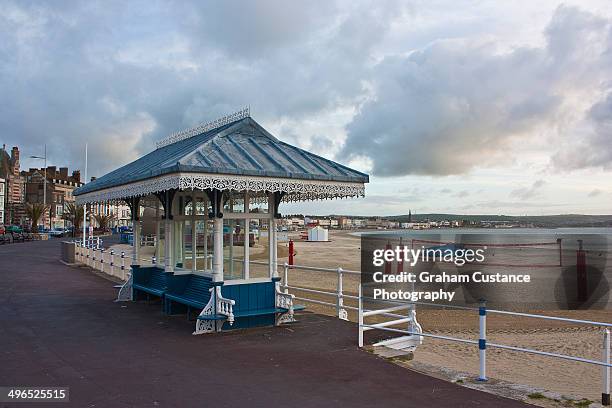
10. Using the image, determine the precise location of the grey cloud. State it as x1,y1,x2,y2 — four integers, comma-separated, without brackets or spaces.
510,179,546,200
2,1,611,184
552,92,612,171
1,0,404,176
588,189,603,197
340,6,612,176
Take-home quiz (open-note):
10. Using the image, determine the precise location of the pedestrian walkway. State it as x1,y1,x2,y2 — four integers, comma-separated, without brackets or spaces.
0,239,531,407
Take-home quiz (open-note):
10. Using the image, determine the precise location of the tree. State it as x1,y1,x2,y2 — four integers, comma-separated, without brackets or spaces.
62,203,84,235
25,203,49,233
93,214,114,232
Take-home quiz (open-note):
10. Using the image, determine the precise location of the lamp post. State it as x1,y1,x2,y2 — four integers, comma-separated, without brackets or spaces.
30,144,47,230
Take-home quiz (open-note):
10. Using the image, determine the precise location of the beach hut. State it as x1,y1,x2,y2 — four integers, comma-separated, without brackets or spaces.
308,225,329,242
73,108,368,334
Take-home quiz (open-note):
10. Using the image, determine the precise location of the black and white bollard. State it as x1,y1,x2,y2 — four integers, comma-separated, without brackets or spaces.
110,249,115,276
604,329,610,406
478,300,487,381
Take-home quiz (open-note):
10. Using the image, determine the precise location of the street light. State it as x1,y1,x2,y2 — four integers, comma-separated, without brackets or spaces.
30,144,47,230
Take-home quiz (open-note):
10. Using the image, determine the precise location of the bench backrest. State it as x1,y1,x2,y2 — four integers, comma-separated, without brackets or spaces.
133,266,167,289
222,281,275,313
166,274,214,303
183,275,214,301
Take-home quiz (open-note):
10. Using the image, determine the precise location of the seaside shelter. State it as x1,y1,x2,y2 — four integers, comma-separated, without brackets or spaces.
73,109,369,334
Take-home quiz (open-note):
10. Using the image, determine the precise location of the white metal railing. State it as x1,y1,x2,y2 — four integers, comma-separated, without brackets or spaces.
358,287,612,405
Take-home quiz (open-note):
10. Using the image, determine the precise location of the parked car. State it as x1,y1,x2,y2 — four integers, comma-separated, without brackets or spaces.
49,228,65,238
6,225,22,234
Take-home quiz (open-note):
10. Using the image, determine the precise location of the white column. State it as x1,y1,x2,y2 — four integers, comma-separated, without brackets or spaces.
271,217,278,278
132,220,140,265
229,220,234,278
155,204,161,260
177,221,184,265
203,212,209,270
268,194,274,278
191,200,197,272
212,217,223,282
164,218,174,272
244,192,250,279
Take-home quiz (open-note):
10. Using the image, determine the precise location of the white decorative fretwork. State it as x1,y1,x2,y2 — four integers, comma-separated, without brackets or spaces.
115,271,133,302
193,286,236,335
275,282,296,325
75,172,365,204
156,107,250,149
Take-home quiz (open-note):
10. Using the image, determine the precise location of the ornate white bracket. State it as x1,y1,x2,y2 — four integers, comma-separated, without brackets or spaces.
193,286,235,335
115,271,133,302
275,282,296,326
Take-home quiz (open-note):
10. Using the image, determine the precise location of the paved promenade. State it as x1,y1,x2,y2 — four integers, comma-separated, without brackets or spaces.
0,239,531,407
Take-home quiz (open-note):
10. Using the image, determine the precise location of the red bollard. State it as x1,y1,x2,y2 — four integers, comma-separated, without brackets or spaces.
385,242,392,274
577,239,587,302
397,238,404,273
288,239,295,266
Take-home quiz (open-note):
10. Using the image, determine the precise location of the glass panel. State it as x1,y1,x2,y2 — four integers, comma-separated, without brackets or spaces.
223,191,245,213
249,194,268,214
223,219,245,280
249,218,270,278
183,219,194,267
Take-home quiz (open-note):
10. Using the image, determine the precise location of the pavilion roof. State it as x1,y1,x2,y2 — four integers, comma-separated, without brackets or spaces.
73,115,368,204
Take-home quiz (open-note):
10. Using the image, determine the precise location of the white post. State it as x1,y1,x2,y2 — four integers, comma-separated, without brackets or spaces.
229,220,234,278
100,249,105,273
244,191,250,279
478,300,487,381
212,216,223,282
155,204,161,261
110,249,115,276
603,329,610,406
164,218,173,272
132,221,140,265
337,267,344,319
191,202,197,272
358,284,364,348
283,262,289,294
120,251,126,280
179,220,185,266
272,218,278,278
203,209,209,270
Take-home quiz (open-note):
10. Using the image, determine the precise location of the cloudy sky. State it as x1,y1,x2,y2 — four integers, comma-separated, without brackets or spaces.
2,0,611,216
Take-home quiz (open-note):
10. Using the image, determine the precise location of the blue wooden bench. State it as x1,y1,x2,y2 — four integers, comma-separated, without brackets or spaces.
132,266,168,302
201,281,305,330
164,274,305,333
164,274,215,315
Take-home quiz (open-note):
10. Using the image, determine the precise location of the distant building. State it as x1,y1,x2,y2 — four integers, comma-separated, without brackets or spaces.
0,178,5,225
0,145,26,225
23,166,83,229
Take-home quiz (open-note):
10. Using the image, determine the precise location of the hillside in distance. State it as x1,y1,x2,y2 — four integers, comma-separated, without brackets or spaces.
386,214,612,227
